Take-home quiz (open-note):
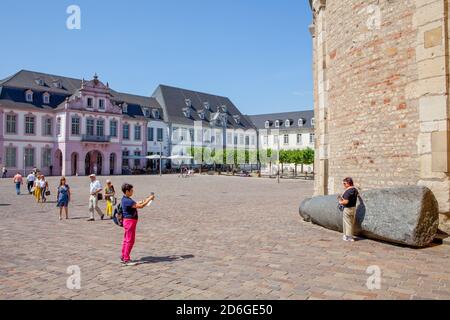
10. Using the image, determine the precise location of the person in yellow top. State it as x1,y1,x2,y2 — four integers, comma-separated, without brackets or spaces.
104,180,116,219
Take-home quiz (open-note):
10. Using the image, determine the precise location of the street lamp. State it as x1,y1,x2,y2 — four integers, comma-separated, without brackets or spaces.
277,135,280,184
160,141,163,177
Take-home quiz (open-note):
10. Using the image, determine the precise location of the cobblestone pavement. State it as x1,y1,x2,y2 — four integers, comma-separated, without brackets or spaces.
0,175,449,300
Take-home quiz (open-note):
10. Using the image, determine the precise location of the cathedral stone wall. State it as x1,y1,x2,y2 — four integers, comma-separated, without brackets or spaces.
310,0,450,231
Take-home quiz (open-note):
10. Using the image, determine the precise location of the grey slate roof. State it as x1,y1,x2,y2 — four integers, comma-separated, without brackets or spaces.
0,70,164,120
248,110,315,130
152,84,256,130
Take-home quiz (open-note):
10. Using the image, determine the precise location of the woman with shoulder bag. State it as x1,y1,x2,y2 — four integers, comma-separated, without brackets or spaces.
40,175,49,203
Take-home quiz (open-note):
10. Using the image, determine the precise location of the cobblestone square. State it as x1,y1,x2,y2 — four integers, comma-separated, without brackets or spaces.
0,175,449,300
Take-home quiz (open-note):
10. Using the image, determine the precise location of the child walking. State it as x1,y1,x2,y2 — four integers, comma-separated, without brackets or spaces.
120,183,155,266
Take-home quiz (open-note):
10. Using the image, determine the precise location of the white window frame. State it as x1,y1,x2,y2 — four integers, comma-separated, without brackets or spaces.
43,93,50,105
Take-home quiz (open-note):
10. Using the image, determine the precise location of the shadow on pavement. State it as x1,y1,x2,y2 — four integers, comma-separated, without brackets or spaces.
137,255,195,265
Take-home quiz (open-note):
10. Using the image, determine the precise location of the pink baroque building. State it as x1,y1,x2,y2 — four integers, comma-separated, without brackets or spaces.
0,70,166,177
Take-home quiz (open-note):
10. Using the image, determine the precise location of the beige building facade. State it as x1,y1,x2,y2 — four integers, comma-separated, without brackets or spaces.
309,0,450,230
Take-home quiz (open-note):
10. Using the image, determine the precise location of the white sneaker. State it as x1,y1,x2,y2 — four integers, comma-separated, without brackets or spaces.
122,260,139,267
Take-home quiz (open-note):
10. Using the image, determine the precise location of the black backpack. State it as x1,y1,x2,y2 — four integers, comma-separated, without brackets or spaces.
113,203,124,227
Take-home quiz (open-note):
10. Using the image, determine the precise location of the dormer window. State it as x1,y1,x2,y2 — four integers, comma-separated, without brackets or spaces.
203,102,210,110
35,78,45,86
298,118,305,127
199,112,206,120
311,118,315,126
285,120,291,128
144,108,150,118
275,120,280,128
233,115,240,124
43,92,50,104
185,99,192,107
222,105,228,113
183,107,191,118
265,121,270,129
152,109,160,119
53,80,62,89
98,99,105,110
122,103,128,114
87,97,93,108
25,90,33,103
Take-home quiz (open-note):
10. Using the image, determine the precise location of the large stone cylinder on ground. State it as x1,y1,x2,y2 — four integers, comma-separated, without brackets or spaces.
299,186,439,247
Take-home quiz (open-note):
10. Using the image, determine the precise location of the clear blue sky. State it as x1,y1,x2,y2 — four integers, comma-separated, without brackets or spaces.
0,0,313,115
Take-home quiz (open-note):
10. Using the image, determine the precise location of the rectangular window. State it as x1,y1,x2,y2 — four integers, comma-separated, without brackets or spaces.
98,99,105,110
234,135,238,145
5,147,16,167
134,125,141,141
44,118,52,136
284,134,289,145
6,115,17,134
122,151,129,167
189,129,195,142
172,127,179,141
87,98,93,108
216,132,221,145
147,127,154,141
123,124,130,140
110,120,117,137
310,133,315,144
134,151,141,167
245,136,250,146
57,118,62,136
25,116,35,135
96,119,104,137
157,128,163,142
71,117,80,135
297,134,303,145
42,148,52,167
86,119,94,136
251,136,255,146
24,148,35,167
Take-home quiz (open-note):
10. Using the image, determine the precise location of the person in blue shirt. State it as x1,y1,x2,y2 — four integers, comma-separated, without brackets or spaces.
120,183,155,266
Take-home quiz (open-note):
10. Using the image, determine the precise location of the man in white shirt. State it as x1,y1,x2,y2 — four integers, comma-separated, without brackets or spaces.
26,172,36,194
87,174,104,222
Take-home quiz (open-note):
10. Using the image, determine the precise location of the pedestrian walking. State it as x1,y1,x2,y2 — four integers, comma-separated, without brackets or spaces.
40,176,49,203
26,171,36,194
2,167,7,178
13,172,23,195
34,175,42,202
57,177,71,220
87,174,104,222
104,180,116,219
338,177,359,242
120,183,155,266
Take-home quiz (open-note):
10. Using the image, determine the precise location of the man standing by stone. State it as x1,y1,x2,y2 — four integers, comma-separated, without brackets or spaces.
339,177,359,242
87,174,104,222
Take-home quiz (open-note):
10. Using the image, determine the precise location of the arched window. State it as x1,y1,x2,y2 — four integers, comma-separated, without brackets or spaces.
285,120,291,128
275,120,280,128
265,121,270,129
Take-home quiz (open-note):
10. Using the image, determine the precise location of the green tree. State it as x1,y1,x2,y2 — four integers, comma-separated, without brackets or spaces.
302,147,315,173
